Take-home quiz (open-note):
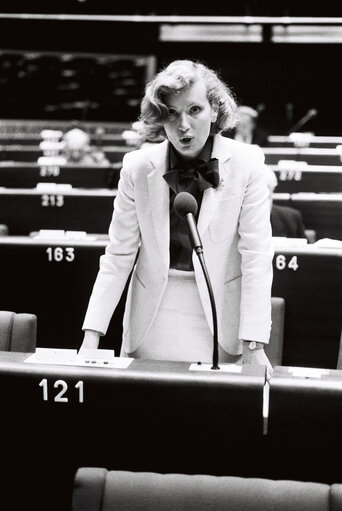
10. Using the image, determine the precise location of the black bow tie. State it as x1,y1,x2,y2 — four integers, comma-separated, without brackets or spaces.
163,158,220,194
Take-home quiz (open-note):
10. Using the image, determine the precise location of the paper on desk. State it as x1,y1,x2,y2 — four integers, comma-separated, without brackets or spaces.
312,238,342,248
24,347,133,369
272,237,308,248
289,367,330,378
26,348,78,364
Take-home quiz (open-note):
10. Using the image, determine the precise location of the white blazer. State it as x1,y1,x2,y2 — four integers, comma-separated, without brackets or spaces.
82,134,274,355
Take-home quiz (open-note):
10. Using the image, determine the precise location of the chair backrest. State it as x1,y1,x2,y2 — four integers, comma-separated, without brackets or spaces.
0,310,37,352
265,297,285,366
72,468,342,511
305,228,317,244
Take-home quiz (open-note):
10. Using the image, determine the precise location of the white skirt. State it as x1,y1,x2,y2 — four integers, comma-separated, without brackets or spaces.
121,268,241,364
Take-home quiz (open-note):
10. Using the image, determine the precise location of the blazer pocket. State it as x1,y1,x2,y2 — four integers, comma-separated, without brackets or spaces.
209,195,242,243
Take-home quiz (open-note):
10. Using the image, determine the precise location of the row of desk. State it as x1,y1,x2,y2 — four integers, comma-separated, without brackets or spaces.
263,146,342,166
0,144,130,164
1,185,341,240
267,135,342,148
0,161,341,193
0,352,342,510
273,192,342,241
0,235,341,370
1,143,342,166
0,132,128,146
0,133,341,510
1,131,341,147
0,162,121,189
0,186,116,234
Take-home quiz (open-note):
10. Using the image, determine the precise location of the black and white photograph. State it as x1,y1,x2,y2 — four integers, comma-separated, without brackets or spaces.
0,3,341,510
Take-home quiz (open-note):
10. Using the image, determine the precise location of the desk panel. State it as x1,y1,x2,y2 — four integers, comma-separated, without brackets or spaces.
263,147,342,166
270,165,342,193
0,239,341,370
0,353,265,511
0,162,121,189
0,144,130,163
267,135,342,148
0,134,127,146
265,365,342,483
0,236,125,354
273,193,342,240
0,188,116,234
272,246,342,368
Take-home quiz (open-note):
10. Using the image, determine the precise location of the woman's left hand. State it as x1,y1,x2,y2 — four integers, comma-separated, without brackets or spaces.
241,345,273,382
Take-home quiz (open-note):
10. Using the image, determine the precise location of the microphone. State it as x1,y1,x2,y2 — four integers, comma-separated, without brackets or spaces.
287,108,318,135
174,191,220,370
174,192,202,254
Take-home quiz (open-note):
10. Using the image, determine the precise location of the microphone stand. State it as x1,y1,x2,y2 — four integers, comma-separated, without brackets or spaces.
193,245,220,370
286,109,317,135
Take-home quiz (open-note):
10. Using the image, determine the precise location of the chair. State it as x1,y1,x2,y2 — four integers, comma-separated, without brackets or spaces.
265,297,285,367
72,467,342,511
305,228,317,244
0,310,37,352
0,223,9,236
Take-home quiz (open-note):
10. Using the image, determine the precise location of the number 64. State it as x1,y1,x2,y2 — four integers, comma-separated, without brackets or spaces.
275,255,299,271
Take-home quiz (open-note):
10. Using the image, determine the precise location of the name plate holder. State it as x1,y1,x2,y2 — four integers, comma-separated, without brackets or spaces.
189,362,242,373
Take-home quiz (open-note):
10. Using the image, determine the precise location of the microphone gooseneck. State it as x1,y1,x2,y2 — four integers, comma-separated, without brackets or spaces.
173,191,220,370
287,108,318,135
174,192,202,253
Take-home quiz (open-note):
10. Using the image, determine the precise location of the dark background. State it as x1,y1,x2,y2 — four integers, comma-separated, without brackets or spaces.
0,5,341,135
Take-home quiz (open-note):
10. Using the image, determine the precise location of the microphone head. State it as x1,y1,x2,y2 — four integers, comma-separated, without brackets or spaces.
308,108,318,118
174,191,198,218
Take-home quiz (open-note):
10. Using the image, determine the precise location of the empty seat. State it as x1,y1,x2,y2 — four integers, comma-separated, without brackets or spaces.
0,310,37,352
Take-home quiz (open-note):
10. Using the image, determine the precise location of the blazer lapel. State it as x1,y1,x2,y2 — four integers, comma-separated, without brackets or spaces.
197,135,232,237
147,140,170,268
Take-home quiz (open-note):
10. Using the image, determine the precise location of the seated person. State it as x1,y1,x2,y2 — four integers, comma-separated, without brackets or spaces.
221,105,269,146
267,167,307,239
61,128,110,166
122,121,165,149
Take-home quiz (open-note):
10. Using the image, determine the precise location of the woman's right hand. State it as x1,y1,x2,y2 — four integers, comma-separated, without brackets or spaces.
78,330,101,354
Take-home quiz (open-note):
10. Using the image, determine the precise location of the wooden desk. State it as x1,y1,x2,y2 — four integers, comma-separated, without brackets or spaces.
273,192,342,240
0,235,124,354
263,147,342,166
0,238,340,370
272,245,342,369
0,187,116,234
267,135,342,148
0,144,130,163
266,365,342,483
0,352,265,511
0,161,121,189
270,164,342,193
0,133,127,146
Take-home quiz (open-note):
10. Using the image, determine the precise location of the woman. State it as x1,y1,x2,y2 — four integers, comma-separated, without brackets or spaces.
80,59,274,378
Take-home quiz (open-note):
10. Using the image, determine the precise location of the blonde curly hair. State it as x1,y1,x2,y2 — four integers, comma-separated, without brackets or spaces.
137,59,238,142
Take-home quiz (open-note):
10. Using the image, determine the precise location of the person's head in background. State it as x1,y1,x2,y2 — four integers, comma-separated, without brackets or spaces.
122,120,166,148
265,165,278,210
234,105,259,144
62,128,91,163
137,59,238,160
